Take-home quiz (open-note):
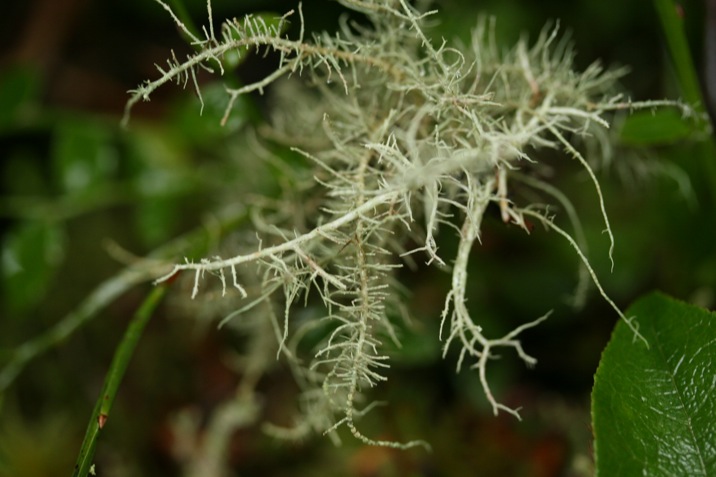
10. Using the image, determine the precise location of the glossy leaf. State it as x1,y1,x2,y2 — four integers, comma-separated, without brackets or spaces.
592,292,716,476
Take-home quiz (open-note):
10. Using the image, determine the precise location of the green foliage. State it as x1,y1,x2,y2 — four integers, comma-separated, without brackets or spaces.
53,119,118,194
592,292,716,476
169,83,257,144
1,221,66,314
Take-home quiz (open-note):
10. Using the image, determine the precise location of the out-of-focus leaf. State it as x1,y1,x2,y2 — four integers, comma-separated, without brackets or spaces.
388,328,441,366
124,128,197,246
52,120,118,194
592,292,716,476
1,222,66,314
0,66,41,131
171,82,256,143
619,109,696,146
384,315,442,366
125,127,188,181
135,197,181,248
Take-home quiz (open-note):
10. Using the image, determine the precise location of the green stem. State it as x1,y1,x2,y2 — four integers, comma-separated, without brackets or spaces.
72,285,168,477
653,0,705,110
653,0,716,208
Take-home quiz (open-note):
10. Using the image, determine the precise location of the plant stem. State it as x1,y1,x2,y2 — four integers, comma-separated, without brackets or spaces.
71,284,168,477
653,0,716,208
653,0,705,110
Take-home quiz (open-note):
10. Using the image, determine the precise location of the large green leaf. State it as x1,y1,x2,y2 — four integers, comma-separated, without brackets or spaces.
592,292,716,476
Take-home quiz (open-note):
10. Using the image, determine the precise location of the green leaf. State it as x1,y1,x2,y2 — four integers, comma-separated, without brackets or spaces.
124,127,199,246
592,292,716,476
52,119,118,194
170,82,256,142
135,197,180,247
1,222,66,314
619,109,696,146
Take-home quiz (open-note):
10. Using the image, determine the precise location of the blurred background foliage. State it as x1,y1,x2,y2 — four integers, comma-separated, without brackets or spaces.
0,0,714,476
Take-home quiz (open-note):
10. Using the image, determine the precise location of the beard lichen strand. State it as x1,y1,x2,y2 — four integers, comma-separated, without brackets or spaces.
314,141,426,449
348,249,429,450
439,176,552,419
520,208,648,347
152,189,400,295
123,3,405,128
